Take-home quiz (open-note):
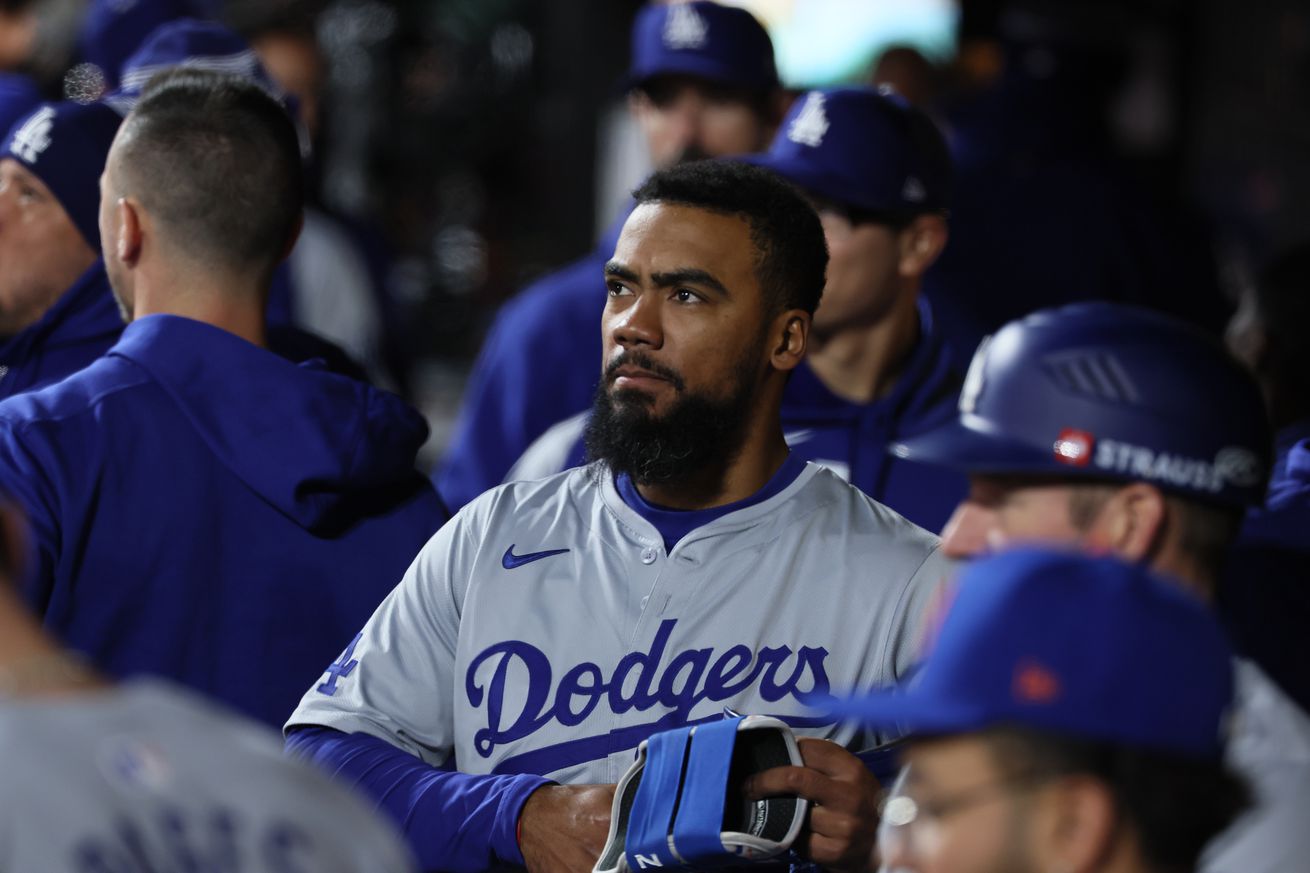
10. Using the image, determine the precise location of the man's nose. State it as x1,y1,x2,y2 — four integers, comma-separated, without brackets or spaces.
666,92,705,159
609,291,662,350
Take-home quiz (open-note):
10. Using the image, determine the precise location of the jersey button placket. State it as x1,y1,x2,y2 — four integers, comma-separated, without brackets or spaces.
639,546,658,565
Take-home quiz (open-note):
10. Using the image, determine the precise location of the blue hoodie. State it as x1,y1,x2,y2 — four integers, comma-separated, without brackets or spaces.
1222,420,1310,711
0,314,447,726
0,261,122,400
777,298,967,534
434,212,628,511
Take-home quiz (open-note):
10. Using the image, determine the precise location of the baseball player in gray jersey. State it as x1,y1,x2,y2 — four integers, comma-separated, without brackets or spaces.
0,507,416,871
288,160,952,873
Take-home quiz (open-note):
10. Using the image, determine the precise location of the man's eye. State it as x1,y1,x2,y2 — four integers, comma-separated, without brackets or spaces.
606,281,631,296
674,289,699,303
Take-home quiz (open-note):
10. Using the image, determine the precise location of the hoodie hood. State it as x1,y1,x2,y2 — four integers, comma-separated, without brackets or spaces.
109,314,429,530
782,296,960,433
0,261,123,397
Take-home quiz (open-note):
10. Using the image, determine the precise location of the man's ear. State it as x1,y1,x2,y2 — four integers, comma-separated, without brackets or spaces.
113,197,144,267
769,309,809,373
897,214,948,280
1084,482,1167,563
1032,775,1121,873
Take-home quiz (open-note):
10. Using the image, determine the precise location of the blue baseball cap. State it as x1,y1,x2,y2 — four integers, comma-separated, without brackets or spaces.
739,86,951,214
78,0,221,92
891,303,1272,508
0,74,41,142
625,1,779,93
105,19,284,115
833,548,1235,758
1,100,123,251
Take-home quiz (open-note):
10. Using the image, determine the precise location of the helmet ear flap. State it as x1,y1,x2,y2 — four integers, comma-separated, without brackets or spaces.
897,214,947,280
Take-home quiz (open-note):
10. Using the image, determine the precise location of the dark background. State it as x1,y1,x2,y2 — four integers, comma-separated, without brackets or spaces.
18,0,1310,455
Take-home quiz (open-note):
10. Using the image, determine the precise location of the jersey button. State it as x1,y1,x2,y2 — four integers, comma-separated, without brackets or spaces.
640,547,658,564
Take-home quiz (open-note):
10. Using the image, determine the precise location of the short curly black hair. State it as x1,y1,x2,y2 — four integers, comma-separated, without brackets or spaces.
632,159,827,317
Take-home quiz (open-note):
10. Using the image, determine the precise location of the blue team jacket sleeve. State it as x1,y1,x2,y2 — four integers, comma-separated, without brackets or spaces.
435,253,606,511
287,725,551,871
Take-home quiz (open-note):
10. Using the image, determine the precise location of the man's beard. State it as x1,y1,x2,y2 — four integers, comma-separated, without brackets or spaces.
584,349,759,488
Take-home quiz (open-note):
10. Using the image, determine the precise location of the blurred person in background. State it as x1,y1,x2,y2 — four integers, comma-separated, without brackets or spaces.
870,45,938,109
75,0,219,93
926,2,1229,367
435,0,786,512
230,0,396,387
744,86,965,534
843,548,1249,873
0,98,123,398
0,0,37,72
511,86,968,534
891,302,1310,873
1221,241,1310,712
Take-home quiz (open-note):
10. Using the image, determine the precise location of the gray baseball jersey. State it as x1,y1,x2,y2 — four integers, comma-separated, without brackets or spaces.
289,461,951,785
1200,658,1310,873
1,679,416,872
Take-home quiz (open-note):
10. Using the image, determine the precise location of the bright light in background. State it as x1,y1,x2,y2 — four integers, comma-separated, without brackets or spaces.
722,0,959,87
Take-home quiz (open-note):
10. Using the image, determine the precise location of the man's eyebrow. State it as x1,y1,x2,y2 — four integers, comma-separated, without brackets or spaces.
650,268,729,298
603,261,639,284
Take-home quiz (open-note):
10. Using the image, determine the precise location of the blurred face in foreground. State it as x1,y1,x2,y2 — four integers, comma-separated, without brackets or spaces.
0,158,95,334
939,476,1089,561
880,735,1046,873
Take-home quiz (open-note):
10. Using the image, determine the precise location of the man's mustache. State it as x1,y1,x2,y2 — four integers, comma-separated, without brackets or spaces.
604,351,686,392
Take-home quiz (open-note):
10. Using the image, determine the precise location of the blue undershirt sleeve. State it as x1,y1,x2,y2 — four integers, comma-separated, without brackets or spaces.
286,725,552,871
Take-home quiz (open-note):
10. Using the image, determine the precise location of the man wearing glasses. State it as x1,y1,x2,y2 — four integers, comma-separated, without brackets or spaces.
837,548,1249,873
885,302,1310,872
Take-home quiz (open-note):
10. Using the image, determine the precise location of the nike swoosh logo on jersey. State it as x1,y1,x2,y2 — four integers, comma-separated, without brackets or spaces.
502,545,571,569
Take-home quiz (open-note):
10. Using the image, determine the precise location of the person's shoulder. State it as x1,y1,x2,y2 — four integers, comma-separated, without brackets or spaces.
415,467,600,579
0,353,148,430
505,410,591,483
795,462,943,553
1207,663,1310,873
1230,658,1310,763
103,682,419,867
460,465,599,528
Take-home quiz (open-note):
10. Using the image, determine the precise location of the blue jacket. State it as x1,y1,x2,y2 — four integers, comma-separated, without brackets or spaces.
0,261,122,400
778,299,967,534
504,298,967,535
435,216,627,511
1222,419,1310,711
0,315,447,727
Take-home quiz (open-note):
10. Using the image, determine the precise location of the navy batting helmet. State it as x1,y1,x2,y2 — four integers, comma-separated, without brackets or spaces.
892,303,1273,508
